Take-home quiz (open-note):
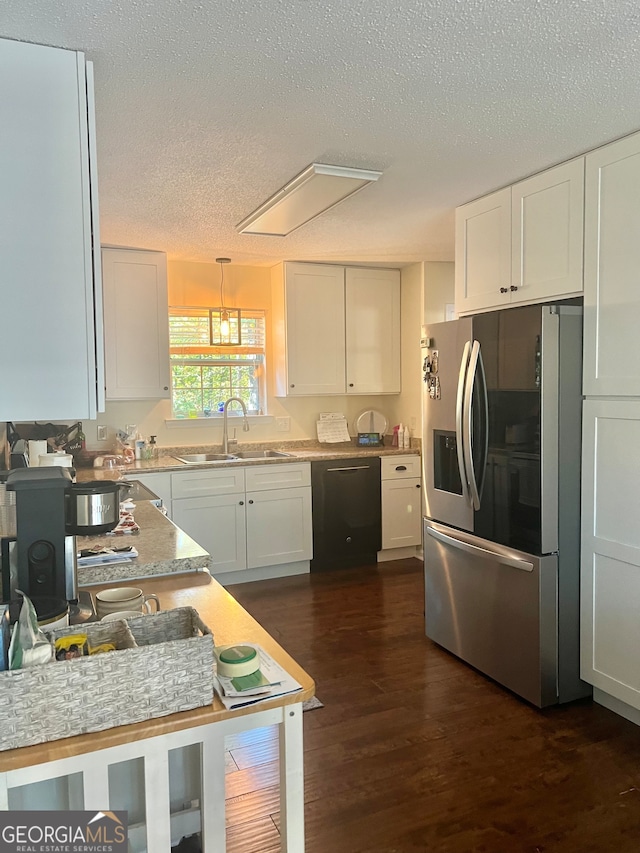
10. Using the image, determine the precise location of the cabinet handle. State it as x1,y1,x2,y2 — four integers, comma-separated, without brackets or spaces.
510,285,518,292
290,384,295,388
416,483,421,488
248,499,254,504
395,465,407,471
239,500,244,505
163,386,169,390
348,383,354,387
500,287,508,293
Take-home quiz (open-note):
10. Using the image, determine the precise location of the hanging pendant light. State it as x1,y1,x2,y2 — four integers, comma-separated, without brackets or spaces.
211,257,241,346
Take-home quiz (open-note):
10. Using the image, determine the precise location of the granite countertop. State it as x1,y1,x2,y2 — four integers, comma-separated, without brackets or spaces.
76,501,210,587
76,440,420,480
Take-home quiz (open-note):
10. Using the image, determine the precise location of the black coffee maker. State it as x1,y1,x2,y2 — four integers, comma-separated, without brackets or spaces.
3,467,78,607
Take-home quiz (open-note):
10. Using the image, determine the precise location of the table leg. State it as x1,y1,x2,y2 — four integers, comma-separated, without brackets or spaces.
279,703,305,853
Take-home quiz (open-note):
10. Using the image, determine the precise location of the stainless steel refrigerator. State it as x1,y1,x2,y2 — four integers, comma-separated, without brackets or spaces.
421,303,590,707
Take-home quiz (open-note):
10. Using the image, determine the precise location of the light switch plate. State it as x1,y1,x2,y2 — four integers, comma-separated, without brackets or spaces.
275,417,290,432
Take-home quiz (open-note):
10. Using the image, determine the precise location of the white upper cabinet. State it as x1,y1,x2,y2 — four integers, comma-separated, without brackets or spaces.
455,160,584,316
102,248,171,400
345,267,401,394
0,38,103,421
271,262,401,396
272,262,346,396
511,159,584,303
455,188,512,314
583,131,640,397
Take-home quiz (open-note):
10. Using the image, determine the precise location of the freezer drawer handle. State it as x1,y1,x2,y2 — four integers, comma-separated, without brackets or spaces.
426,526,534,572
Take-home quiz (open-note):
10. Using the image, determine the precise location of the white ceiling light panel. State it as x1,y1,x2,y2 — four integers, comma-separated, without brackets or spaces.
237,163,382,237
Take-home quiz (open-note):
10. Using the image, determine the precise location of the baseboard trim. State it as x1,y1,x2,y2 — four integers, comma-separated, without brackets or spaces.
594,687,640,727
214,560,310,586
377,546,419,562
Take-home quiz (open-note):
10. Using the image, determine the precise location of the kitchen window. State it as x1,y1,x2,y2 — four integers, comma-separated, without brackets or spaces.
169,308,266,418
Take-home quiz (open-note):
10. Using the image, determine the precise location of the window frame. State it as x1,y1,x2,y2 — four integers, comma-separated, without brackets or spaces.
168,306,266,417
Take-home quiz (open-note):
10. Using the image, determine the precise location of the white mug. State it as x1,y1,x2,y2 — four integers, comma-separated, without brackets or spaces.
95,587,160,620
101,610,147,623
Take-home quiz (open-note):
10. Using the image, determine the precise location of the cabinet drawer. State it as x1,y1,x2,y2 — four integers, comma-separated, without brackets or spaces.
381,455,421,480
244,462,311,492
171,467,245,498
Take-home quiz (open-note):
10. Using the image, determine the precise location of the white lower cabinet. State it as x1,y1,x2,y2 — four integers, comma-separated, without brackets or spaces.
171,463,312,576
581,400,640,711
381,455,422,550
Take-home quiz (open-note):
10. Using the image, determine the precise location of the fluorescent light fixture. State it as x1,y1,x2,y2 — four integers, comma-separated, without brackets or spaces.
237,163,383,236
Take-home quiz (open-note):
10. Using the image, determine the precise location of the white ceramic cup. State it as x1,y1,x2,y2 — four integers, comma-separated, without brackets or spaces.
101,610,147,623
95,587,160,620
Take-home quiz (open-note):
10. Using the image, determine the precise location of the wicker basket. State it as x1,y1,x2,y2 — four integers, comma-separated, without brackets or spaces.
0,607,214,752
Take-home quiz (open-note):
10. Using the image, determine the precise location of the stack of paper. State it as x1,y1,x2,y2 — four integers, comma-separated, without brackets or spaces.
77,547,139,567
214,644,303,710
316,413,351,443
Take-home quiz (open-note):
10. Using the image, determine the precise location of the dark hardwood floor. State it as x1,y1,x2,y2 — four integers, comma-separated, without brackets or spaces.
225,559,640,853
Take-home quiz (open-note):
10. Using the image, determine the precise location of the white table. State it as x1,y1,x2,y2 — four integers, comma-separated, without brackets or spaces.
0,573,314,852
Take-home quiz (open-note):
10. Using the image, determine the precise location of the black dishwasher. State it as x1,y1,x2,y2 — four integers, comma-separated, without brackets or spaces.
310,457,381,570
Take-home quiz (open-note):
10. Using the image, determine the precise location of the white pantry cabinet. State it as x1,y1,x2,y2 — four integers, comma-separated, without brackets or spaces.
0,38,103,421
583,130,640,397
102,248,171,400
581,400,640,711
271,262,401,396
380,455,422,550
171,463,312,576
455,159,584,315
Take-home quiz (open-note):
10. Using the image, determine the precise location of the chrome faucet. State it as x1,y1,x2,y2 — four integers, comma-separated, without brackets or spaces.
222,397,250,453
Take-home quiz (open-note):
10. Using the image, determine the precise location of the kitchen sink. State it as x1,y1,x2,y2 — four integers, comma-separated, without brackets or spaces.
232,450,294,459
172,453,237,464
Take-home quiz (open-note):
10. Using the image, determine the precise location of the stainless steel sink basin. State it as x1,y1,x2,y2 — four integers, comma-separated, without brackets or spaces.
172,453,237,464
231,450,294,459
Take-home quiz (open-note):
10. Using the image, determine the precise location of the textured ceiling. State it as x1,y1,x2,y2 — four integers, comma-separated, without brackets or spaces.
2,0,640,266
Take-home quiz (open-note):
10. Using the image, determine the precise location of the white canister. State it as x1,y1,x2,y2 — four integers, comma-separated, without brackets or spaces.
39,452,74,467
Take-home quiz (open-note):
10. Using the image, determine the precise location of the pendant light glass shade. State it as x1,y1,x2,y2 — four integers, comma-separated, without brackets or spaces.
211,258,241,346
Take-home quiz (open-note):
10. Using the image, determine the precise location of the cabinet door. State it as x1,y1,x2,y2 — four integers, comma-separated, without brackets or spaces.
246,486,312,568
282,263,345,395
455,188,511,315
381,478,422,549
511,158,584,305
0,39,100,421
345,268,401,393
584,131,640,396
126,472,172,515
581,400,640,709
102,248,171,400
172,494,247,574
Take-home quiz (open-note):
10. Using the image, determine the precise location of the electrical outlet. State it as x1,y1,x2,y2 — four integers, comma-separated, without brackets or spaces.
97,425,108,441
410,416,417,432
275,417,291,432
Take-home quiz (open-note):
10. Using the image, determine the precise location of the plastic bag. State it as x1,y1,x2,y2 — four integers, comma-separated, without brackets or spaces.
8,591,53,670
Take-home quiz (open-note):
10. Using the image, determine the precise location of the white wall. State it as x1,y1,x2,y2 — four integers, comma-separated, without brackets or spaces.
79,259,416,450
15,258,455,452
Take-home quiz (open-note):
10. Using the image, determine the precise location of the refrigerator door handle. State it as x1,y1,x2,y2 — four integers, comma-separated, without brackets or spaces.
456,340,472,503
462,340,485,511
425,525,534,572
475,343,489,500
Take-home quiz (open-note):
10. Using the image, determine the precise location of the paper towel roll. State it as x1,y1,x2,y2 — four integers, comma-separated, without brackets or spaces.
28,440,48,467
